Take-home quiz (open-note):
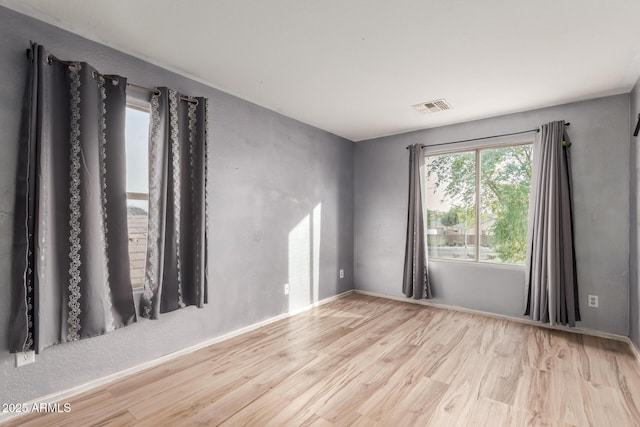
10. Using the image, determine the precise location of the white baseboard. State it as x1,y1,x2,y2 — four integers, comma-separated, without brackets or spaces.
0,289,354,423
354,289,629,342
623,337,640,367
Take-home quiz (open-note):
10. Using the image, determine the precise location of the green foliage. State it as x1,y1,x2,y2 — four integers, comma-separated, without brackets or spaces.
427,145,532,263
427,151,475,208
440,210,460,227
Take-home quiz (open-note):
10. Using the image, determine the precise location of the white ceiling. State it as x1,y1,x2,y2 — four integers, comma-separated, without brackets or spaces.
2,0,640,141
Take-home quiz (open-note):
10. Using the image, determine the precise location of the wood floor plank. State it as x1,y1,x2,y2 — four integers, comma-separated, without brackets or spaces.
3,293,640,426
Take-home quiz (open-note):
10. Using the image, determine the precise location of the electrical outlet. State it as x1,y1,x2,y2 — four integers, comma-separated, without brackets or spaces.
339,269,344,279
15,350,35,367
588,295,598,308
284,284,289,295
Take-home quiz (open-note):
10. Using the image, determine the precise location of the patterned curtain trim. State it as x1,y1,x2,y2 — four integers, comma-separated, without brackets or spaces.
97,75,115,333
168,90,185,308
187,101,200,304
142,93,162,318
22,230,34,352
67,63,83,342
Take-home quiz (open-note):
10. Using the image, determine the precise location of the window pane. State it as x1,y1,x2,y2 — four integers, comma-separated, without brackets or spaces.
125,106,150,289
479,145,532,264
426,151,477,261
125,108,149,193
127,199,148,289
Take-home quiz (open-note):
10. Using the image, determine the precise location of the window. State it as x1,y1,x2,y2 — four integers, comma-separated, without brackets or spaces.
425,143,533,265
125,105,150,288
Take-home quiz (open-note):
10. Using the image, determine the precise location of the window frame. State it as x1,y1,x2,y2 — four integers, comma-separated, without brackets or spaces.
424,138,533,267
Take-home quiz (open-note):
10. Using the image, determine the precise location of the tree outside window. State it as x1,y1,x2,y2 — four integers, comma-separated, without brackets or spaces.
425,143,532,265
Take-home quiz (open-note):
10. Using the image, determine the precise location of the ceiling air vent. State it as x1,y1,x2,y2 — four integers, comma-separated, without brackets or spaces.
412,98,451,114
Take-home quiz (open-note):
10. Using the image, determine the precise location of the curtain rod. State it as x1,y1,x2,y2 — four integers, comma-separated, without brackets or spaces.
126,81,198,106
28,49,199,105
405,122,571,149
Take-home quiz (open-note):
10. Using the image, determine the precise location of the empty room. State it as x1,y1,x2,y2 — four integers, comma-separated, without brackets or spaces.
2,0,640,425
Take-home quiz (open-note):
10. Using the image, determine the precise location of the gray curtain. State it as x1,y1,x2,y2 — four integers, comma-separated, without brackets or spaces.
9,43,137,353
403,144,432,299
525,120,580,326
141,88,208,319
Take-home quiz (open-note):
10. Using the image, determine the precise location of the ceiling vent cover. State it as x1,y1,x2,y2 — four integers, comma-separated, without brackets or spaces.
412,99,451,114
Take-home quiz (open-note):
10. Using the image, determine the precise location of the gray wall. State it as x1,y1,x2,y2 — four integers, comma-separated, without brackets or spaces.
355,95,631,334
0,6,354,404
630,77,640,349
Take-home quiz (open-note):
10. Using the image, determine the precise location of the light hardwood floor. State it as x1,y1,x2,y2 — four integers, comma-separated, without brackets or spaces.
4,294,640,426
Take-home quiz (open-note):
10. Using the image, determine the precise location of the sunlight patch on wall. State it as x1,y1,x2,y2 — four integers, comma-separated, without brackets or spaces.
287,203,322,312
